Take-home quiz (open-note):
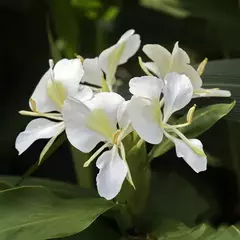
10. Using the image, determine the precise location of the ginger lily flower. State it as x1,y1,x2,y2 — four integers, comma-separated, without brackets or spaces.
141,42,231,98
15,59,93,161
62,92,134,200
127,73,207,173
82,29,141,90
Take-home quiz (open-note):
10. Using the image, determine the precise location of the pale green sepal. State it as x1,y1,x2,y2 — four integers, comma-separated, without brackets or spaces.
138,56,154,76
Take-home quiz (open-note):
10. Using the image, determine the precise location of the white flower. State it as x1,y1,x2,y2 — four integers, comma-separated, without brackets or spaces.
127,73,207,173
142,42,231,98
15,59,93,160
82,29,141,90
62,92,134,200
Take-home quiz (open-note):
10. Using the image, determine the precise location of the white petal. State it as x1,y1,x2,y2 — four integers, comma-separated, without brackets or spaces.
193,88,231,98
143,62,161,77
163,73,193,122
173,138,207,173
96,146,128,200
81,58,103,87
86,92,125,129
127,97,163,144
182,64,202,89
15,119,64,155
171,42,190,65
143,44,171,78
129,76,163,100
62,98,104,153
54,58,84,97
117,101,131,129
30,69,58,113
99,30,140,75
74,85,93,102
118,34,141,65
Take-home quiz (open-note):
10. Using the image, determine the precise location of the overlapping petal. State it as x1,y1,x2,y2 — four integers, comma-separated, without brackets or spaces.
82,58,103,87
53,58,84,97
96,146,128,200
129,76,163,100
143,44,171,78
163,73,193,122
30,69,58,113
62,98,105,153
15,118,64,155
128,97,163,144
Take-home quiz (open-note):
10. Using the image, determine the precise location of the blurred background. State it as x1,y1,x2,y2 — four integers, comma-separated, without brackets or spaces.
0,0,239,225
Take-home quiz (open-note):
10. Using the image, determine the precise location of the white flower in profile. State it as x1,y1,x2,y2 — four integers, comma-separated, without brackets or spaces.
15,59,93,162
141,42,231,98
127,73,207,173
81,29,141,90
62,92,134,200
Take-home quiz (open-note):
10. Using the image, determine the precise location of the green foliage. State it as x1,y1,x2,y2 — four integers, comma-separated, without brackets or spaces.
148,101,235,161
0,186,113,240
154,220,240,239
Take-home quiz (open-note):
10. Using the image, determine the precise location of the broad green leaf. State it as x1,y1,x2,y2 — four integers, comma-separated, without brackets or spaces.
148,101,235,161
71,0,101,9
154,220,240,239
0,176,97,198
60,219,120,240
143,173,209,227
0,186,114,240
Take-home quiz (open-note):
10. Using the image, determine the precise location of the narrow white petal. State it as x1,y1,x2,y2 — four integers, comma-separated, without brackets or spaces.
118,34,141,65
99,30,139,76
143,44,171,78
171,42,190,65
30,69,58,113
127,97,163,144
74,85,93,102
117,101,131,129
182,64,203,89
163,73,193,122
81,58,103,87
62,98,104,153
193,88,231,98
96,146,128,200
54,58,84,97
129,76,163,100
15,119,64,155
118,29,135,43
173,138,207,173
143,62,161,77
86,92,125,129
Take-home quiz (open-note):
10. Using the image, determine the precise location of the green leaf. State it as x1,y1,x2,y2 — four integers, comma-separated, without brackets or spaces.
154,220,240,240
102,6,120,22
0,186,114,240
71,0,101,9
143,173,209,227
148,101,235,161
0,176,97,198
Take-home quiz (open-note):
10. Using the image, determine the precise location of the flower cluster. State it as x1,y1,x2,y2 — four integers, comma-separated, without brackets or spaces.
16,29,231,200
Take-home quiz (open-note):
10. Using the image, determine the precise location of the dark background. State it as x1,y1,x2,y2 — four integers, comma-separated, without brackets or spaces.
0,0,239,225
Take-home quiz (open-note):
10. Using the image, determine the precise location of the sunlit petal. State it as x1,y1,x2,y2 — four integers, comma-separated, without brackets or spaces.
163,73,193,122
82,58,103,87
143,44,171,78
129,76,163,100
15,118,64,155
96,146,128,200
128,97,163,144
62,97,104,153
173,138,207,173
